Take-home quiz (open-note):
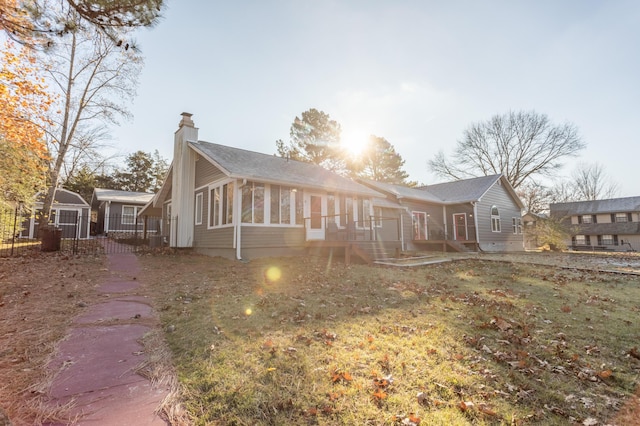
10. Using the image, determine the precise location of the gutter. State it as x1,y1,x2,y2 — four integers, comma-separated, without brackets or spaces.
235,179,244,260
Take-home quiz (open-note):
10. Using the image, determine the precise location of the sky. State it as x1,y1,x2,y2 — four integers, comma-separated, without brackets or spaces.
111,0,640,196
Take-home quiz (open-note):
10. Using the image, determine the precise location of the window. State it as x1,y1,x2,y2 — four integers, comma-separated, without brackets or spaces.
581,215,592,224
122,205,138,225
374,207,383,227
574,235,589,245
241,181,264,224
357,197,371,227
490,205,501,232
327,194,336,224
270,185,291,224
512,217,522,234
412,211,428,240
208,182,234,227
615,213,628,223
294,190,303,225
599,235,617,245
194,193,203,225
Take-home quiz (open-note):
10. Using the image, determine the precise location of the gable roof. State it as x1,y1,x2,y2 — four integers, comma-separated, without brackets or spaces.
551,196,640,215
91,188,155,209
35,188,89,207
362,174,524,209
190,141,381,197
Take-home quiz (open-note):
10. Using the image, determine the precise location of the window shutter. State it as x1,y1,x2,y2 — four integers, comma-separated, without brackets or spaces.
614,235,619,245
611,214,615,223
571,236,576,245
577,216,582,224
586,235,591,245
597,235,602,245
592,215,597,223
628,213,633,222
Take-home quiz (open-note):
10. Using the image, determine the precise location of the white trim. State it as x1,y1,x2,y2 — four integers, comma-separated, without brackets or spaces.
194,192,203,225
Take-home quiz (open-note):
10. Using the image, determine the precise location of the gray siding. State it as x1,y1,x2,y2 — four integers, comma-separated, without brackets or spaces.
240,226,305,249
194,226,234,248
195,157,226,188
476,182,523,252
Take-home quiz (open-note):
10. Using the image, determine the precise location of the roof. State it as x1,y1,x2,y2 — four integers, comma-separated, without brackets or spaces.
550,196,640,215
35,188,89,207
91,188,155,207
421,174,503,203
190,141,381,197
362,174,524,209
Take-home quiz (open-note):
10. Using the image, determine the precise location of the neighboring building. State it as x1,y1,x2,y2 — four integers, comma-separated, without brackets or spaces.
20,188,91,239
550,197,640,252
522,211,546,250
362,175,525,252
141,113,525,261
90,188,155,236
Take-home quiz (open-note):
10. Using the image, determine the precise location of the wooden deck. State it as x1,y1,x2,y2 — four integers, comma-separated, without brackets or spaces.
305,240,401,265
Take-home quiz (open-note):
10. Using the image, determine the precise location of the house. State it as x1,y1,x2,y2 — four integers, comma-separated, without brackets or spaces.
141,113,394,261
90,188,156,236
361,175,525,252
20,188,91,239
142,113,525,261
550,197,640,252
522,211,547,250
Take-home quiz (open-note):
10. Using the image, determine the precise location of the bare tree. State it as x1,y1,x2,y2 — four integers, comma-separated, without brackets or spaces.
428,110,586,189
517,181,554,214
570,162,619,201
38,11,142,232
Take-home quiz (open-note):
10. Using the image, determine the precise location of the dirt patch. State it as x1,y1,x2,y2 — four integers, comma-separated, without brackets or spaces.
0,253,104,425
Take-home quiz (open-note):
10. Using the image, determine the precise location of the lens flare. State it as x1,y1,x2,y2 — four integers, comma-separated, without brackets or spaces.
265,266,282,283
245,308,252,316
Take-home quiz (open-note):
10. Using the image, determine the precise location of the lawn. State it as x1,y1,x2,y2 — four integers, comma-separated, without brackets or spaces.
139,253,640,425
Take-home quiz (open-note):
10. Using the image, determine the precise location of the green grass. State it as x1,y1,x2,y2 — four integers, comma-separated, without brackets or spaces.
140,254,640,425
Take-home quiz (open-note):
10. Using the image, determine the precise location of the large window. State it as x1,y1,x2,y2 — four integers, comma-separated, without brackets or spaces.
357,197,371,227
270,185,291,224
241,181,264,224
574,235,589,245
194,192,203,225
490,205,501,232
581,215,592,224
327,193,336,224
295,190,303,225
122,205,139,225
209,182,234,227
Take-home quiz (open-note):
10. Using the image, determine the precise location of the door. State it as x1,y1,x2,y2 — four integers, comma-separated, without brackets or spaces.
305,194,325,240
453,213,467,240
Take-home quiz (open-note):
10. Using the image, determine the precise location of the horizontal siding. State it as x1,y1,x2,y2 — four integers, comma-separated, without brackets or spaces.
477,182,523,252
194,226,234,248
195,158,226,188
241,226,305,248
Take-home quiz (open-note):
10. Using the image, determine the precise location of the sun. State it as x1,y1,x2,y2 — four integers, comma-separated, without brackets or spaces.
342,128,371,158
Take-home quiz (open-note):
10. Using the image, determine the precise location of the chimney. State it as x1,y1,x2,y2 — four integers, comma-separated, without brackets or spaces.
171,112,198,247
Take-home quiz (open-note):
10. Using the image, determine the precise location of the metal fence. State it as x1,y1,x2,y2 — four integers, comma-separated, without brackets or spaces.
0,208,167,257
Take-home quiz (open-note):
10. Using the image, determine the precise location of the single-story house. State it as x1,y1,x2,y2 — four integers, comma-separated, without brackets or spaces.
90,188,156,236
361,174,525,252
550,197,640,252
141,113,524,261
140,113,396,261
20,188,91,239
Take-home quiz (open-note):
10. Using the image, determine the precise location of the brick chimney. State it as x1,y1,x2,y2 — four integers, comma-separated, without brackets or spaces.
170,112,198,247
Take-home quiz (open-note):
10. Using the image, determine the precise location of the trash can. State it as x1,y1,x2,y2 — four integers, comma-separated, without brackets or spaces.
41,227,62,252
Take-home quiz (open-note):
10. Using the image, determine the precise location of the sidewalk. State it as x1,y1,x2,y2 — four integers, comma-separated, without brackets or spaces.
44,252,169,425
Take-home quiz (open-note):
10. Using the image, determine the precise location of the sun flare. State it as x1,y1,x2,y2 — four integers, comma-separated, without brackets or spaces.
342,128,370,158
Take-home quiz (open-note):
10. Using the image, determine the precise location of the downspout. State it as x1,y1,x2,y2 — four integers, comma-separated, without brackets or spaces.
105,201,111,235
472,202,480,250
400,212,405,251
442,205,447,239
235,179,244,260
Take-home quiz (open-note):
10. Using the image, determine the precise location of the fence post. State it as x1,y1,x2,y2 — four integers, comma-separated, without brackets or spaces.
10,204,19,256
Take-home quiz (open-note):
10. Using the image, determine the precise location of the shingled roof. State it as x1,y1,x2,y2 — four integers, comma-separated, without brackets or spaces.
190,141,381,197
551,197,640,215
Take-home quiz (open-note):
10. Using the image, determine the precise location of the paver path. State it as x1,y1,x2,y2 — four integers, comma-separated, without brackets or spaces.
45,252,169,425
